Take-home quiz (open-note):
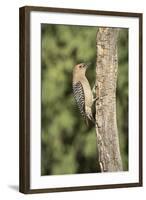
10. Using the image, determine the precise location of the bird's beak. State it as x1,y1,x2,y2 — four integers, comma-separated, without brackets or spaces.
85,62,91,69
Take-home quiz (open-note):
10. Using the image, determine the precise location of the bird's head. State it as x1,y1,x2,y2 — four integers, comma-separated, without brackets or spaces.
73,63,90,75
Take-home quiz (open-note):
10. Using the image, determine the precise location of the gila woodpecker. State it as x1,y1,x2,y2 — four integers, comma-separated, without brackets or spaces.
72,63,96,125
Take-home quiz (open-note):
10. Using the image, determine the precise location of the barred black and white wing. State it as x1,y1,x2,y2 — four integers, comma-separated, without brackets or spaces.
72,81,86,120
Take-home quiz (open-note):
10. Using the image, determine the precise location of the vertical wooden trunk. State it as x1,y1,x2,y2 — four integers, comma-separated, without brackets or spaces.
96,28,123,172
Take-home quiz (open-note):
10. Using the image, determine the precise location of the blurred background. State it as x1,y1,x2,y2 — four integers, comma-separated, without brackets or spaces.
41,24,128,175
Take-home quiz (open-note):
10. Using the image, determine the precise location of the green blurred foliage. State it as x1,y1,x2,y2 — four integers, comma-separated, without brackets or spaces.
41,24,128,175
117,29,128,170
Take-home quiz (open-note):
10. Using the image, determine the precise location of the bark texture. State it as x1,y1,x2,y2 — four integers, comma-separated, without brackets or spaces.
96,28,123,172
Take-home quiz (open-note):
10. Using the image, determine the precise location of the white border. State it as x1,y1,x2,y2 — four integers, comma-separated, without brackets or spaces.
30,11,139,189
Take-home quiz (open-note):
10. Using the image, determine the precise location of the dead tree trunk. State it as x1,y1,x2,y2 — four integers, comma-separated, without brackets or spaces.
95,28,123,172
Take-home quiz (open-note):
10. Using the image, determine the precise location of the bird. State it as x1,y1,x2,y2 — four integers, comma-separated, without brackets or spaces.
72,63,97,126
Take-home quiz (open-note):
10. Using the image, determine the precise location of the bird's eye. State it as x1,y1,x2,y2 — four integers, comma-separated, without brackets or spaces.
79,65,82,68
